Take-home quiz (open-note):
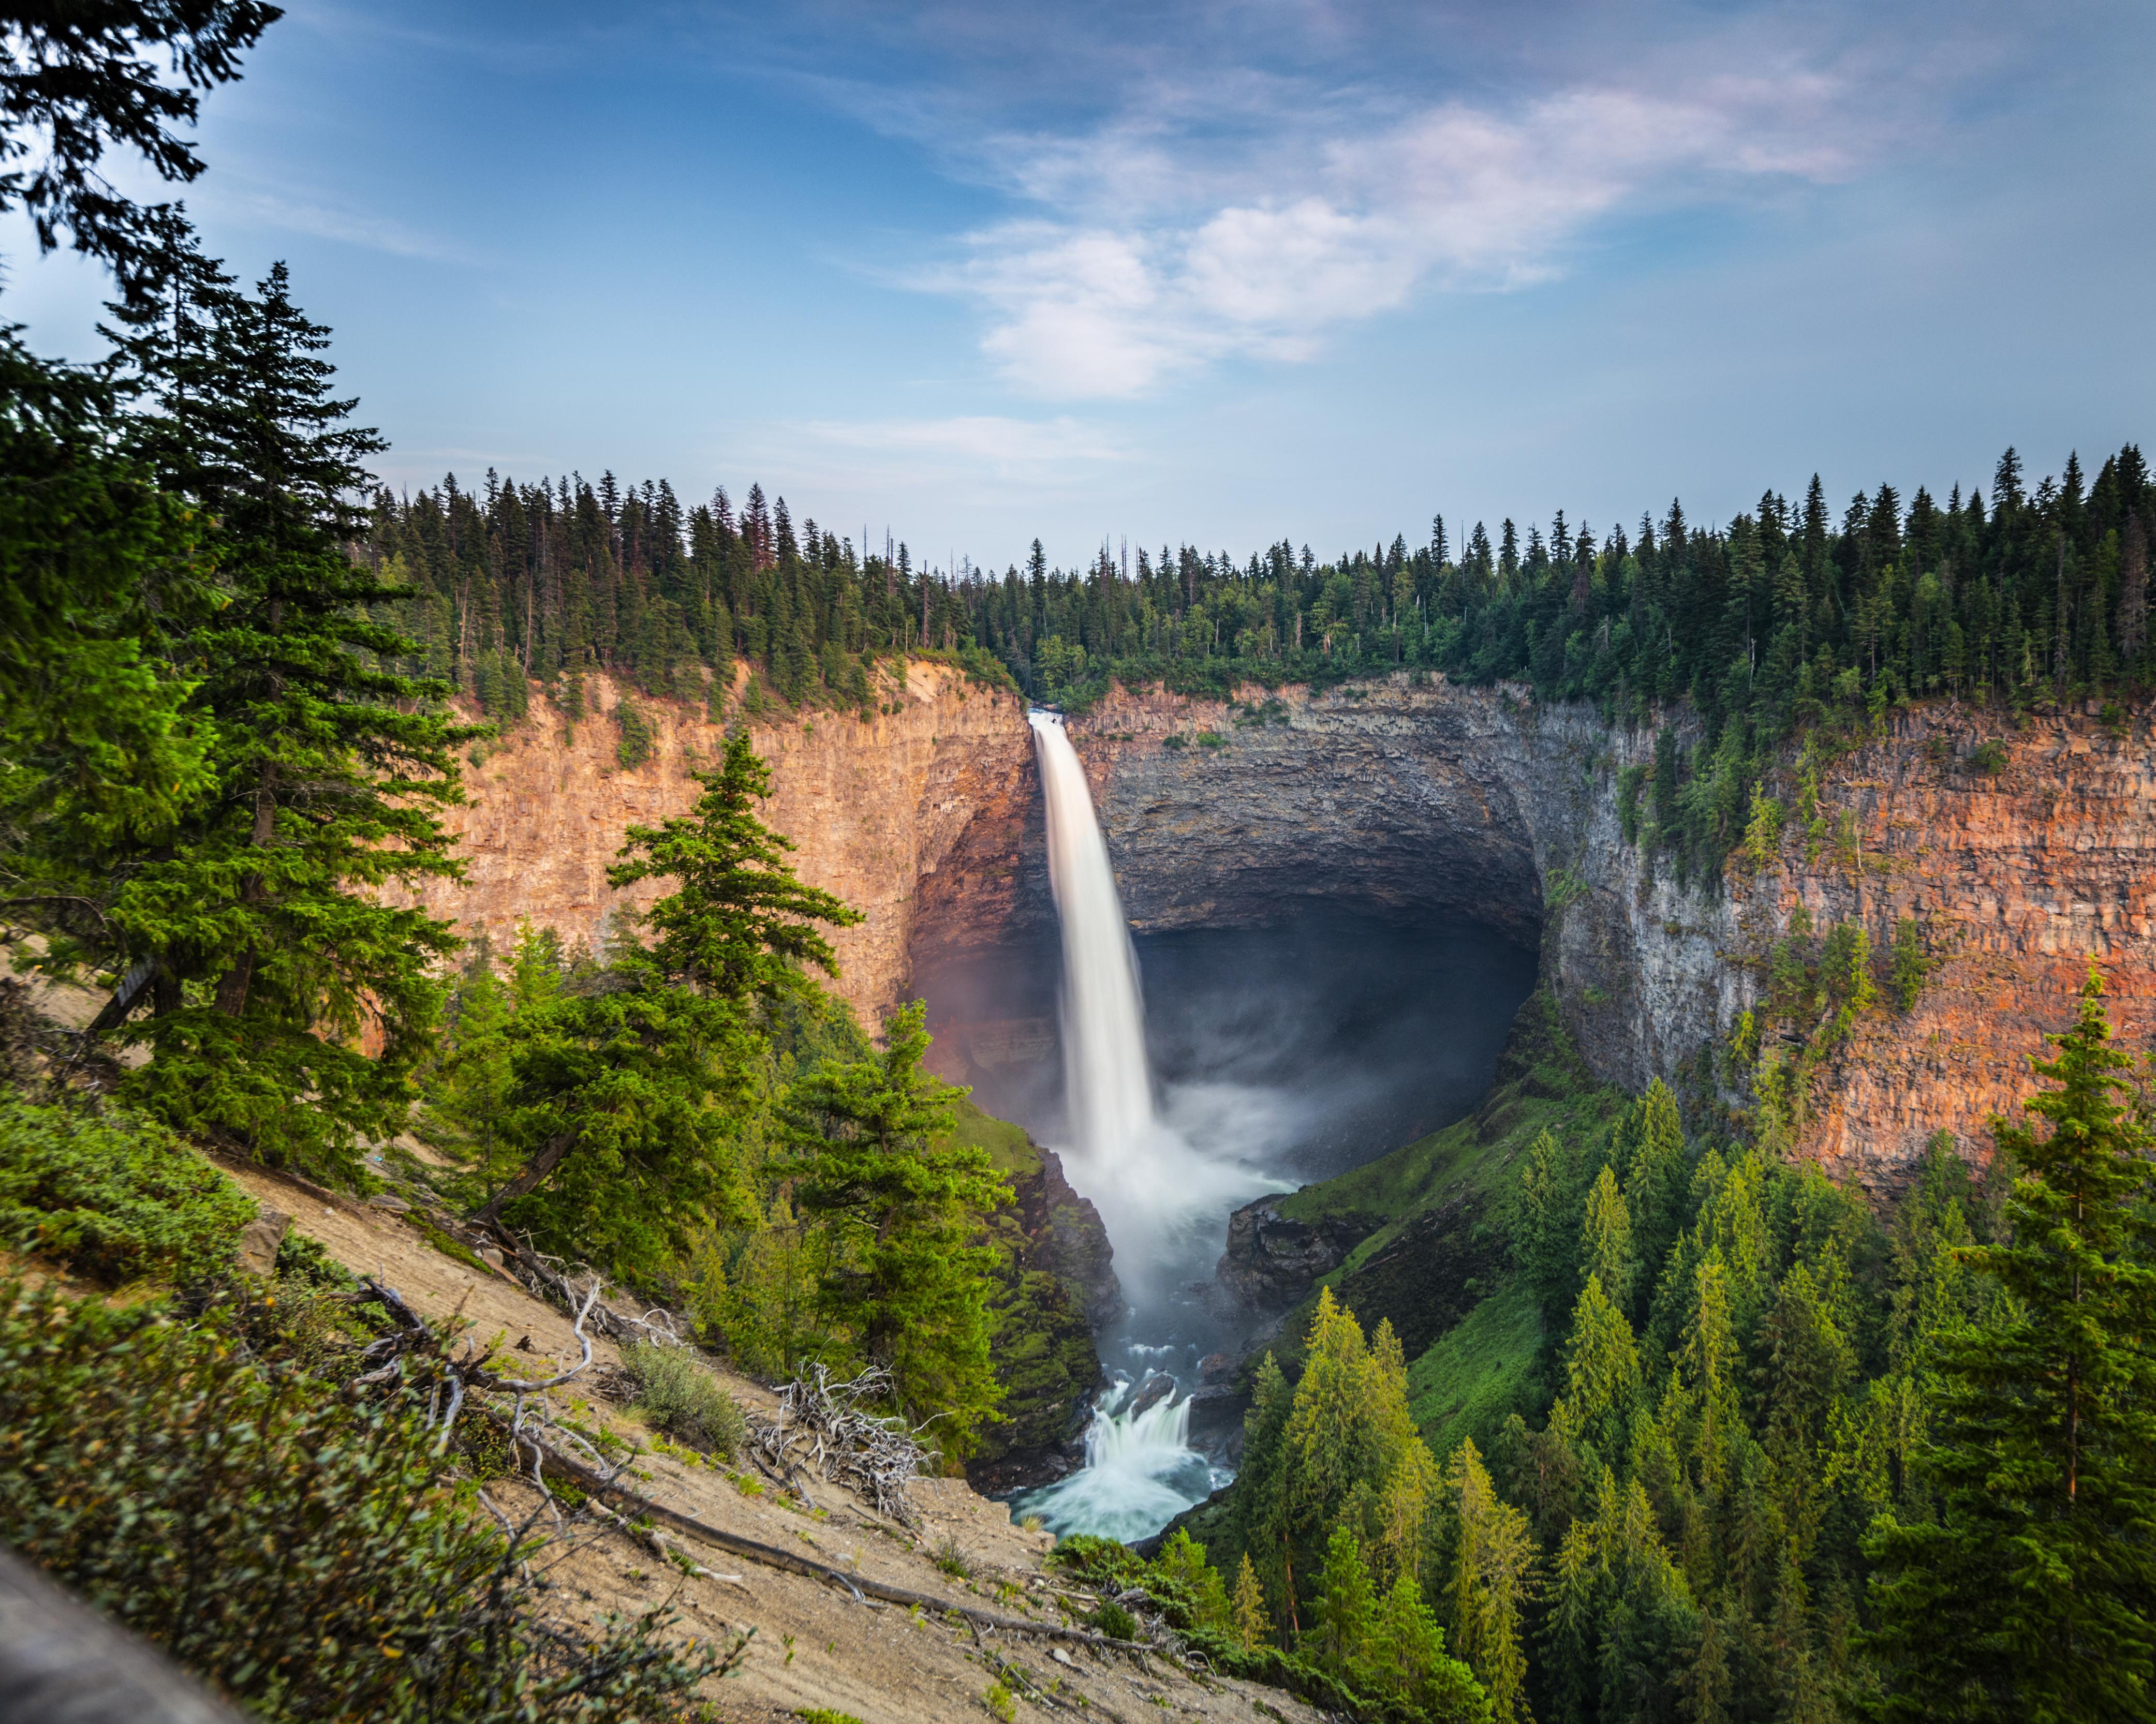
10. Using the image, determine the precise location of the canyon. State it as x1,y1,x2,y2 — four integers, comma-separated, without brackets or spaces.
422,666,2155,1189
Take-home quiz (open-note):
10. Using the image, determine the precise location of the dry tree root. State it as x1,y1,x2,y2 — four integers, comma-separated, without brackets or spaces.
747,1362,929,1526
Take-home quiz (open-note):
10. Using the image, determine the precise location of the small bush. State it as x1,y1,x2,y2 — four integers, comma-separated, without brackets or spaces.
0,1097,252,1285
0,1279,729,1723
1194,730,1225,748
984,1682,1015,1722
622,1340,746,1459
1969,739,2009,775
933,1533,972,1578
1091,1600,1140,1641
796,1712,865,1724
1162,733,1187,749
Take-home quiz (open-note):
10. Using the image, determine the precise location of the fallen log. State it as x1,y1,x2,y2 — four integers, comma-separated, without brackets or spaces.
518,1435,1148,1655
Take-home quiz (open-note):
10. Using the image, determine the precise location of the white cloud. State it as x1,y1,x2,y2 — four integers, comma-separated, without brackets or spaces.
924,64,1906,398
215,187,483,265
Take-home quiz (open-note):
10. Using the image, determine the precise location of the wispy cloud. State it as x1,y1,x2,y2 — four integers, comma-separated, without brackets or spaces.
202,181,485,265
928,71,1902,398
730,0,2052,400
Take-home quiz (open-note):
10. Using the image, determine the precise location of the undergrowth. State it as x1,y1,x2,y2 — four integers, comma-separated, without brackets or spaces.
0,1095,253,1285
0,1274,733,1723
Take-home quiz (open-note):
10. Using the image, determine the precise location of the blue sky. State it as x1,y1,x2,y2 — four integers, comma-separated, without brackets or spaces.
7,0,2153,572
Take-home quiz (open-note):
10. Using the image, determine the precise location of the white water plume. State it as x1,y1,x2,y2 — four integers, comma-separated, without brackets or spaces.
1028,709,1273,1304
1013,1376,1217,1543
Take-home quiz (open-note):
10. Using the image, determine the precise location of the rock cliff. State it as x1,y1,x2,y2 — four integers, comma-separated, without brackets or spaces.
418,665,2155,1188
409,664,1035,1033
1055,678,2154,1185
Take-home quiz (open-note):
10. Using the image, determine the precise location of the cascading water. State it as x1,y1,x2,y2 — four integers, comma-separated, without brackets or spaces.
1026,709,1269,1298
1014,710,1274,1540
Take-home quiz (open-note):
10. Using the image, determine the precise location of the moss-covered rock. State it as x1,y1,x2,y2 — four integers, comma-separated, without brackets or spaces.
944,1099,1119,1487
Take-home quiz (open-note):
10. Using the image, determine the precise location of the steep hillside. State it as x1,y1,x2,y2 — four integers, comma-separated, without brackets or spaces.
201,1161,1322,1724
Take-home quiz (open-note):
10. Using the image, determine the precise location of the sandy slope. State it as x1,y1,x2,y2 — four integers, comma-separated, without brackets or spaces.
220,1163,1319,1724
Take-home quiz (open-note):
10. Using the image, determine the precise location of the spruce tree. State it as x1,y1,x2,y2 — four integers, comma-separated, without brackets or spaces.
1864,973,2156,1723
783,1001,1011,1457
101,260,474,1174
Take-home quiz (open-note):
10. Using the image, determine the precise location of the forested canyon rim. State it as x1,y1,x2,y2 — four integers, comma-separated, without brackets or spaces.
420,666,2155,1186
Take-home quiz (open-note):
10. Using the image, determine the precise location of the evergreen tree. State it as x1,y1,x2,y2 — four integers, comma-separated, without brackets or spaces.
470,735,858,1266
782,1002,1011,1458
1441,1437,1534,1723
1864,972,2156,1722
105,261,474,1175
606,732,860,1004
1232,1553,1271,1649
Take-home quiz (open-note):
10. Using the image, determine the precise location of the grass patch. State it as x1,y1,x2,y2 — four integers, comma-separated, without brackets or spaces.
1406,1280,1546,1457
406,1209,493,1273
933,1533,973,1578
942,1095,1039,1180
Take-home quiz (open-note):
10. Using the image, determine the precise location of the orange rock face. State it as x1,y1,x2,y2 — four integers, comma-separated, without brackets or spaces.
411,664,2155,1188
1749,705,2156,1185
409,664,1034,1033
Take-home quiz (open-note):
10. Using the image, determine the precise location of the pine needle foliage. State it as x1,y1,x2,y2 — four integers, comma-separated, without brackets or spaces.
783,1001,1011,1458
1864,971,2156,1723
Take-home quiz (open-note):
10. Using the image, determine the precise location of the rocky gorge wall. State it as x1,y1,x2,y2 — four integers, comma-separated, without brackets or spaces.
1059,680,2156,1186
417,665,2155,1187
408,662,1036,1032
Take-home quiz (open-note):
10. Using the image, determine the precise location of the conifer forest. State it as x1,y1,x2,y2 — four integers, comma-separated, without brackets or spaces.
1,5,2151,1724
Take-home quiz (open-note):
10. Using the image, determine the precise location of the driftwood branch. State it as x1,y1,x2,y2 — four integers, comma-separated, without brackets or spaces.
748,1363,928,1526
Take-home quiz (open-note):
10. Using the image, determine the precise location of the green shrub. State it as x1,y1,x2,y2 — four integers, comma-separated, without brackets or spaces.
0,1097,253,1284
0,1279,729,1723
1091,1599,1140,1641
622,1339,747,1459
1969,739,2009,774
615,695,657,769
1162,733,1187,749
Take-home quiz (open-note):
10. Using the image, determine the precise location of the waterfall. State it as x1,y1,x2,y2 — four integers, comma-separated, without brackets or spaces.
1027,709,1268,1303
1016,710,1269,1541
1013,1376,1216,1544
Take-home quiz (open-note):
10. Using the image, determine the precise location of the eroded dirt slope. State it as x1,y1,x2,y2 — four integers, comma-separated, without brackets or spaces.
224,1164,1315,1724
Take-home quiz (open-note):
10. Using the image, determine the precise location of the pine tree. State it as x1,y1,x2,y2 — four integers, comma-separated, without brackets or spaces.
783,1002,1011,1457
1864,972,2156,1723
1624,1079,1689,1291
1231,1553,1271,1649
0,331,211,978
606,732,860,1004
1311,1523,1376,1685
106,261,474,1175
1579,1164,1636,1310
471,736,858,1263
1442,1437,1534,1723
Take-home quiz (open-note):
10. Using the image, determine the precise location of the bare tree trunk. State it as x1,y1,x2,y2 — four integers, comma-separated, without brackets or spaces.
474,1125,582,1226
